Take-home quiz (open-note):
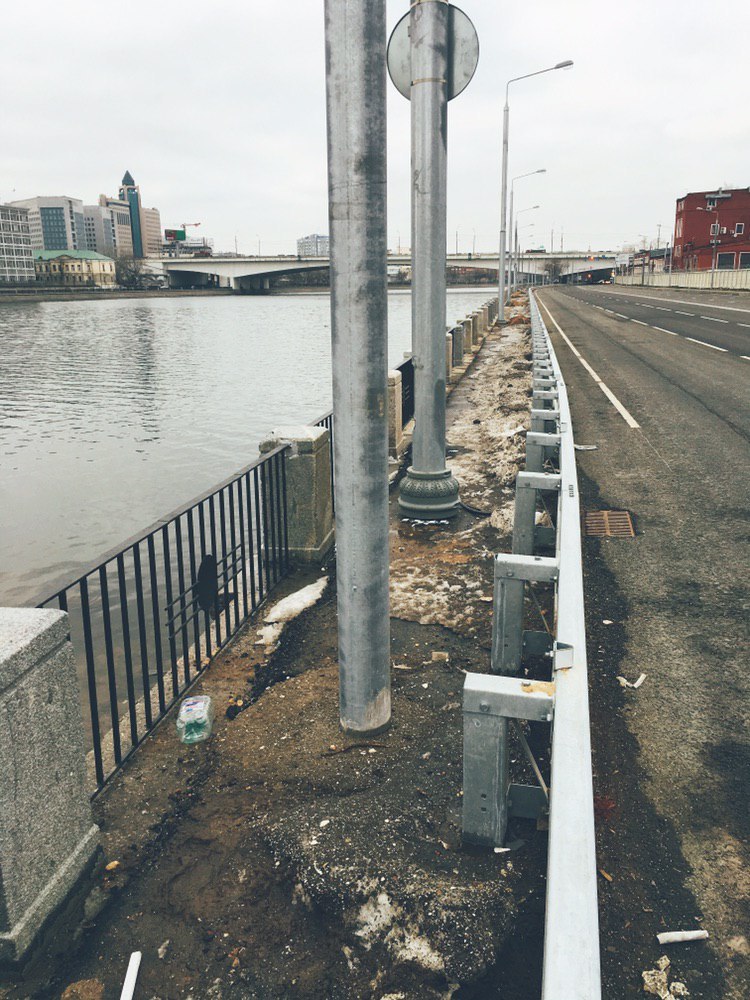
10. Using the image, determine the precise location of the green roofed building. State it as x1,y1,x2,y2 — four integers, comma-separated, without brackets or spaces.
34,249,116,287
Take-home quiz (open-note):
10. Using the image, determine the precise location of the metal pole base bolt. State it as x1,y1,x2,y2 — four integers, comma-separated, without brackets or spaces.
398,466,460,520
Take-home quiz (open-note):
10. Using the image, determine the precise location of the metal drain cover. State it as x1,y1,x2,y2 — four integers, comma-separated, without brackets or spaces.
583,510,635,538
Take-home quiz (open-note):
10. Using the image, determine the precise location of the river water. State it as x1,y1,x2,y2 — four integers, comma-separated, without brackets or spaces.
0,288,491,605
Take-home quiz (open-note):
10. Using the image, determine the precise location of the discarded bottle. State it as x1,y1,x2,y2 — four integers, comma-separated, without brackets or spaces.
176,695,214,745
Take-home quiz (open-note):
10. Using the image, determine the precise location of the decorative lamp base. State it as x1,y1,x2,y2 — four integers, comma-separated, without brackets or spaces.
398,467,460,520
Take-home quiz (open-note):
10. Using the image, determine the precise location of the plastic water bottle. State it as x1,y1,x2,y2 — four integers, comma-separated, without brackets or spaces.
176,695,214,744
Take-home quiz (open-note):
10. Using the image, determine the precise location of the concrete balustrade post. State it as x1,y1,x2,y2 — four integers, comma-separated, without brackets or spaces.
387,370,404,458
445,332,453,383
260,426,334,563
471,312,480,349
0,608,100,963
462,318,473,356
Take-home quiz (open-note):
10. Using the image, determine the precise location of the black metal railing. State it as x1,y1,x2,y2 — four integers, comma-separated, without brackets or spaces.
35,446,290,797
398,356,415,425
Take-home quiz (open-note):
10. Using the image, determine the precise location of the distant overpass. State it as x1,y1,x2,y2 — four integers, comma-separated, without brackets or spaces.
152,251,616,291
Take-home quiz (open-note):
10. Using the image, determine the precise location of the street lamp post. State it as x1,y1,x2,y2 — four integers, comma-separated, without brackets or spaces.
498,60,572,323
512,206,539,296
508,169,545,299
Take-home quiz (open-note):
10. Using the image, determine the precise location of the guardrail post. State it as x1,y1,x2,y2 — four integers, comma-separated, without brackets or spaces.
463,672,555,847
0,608,100,962
513,472,561,555
491,553,558,674
530,407,560,433
445,331,453,383
525,431,561,473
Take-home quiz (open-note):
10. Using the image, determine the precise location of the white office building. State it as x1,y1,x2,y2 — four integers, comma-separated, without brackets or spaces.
297,233,329,257
9,195,86,252
0,204,35,284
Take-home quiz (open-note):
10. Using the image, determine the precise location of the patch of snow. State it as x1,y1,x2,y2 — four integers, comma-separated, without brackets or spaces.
265,576,328,623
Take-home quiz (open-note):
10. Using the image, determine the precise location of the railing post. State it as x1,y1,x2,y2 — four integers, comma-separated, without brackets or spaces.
259,429,334,564
0,608,100,962
388,370,405,458
491,553,558,675
324,0,391,732
512,471,561,555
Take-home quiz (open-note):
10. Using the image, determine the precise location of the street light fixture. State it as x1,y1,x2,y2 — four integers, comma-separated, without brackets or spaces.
498,60,573,320
508,169,546,298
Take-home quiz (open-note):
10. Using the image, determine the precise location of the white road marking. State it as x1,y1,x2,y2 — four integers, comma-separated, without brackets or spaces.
738,323,750,329
654,307,671,311
652,326,679,336
599,289,750,315
741,355,750,361
632,319,649,326
700,315,729,324
675,310,694,316
537,298,640,428
685,337,728,352
614,312,628,318
640,304,654,308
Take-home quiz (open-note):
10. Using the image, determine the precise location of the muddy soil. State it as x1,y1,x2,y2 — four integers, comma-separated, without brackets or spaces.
0,312,557,1000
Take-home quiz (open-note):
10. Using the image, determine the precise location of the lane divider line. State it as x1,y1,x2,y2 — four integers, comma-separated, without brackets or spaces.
675,311,694,316
654,307,672,311
685,337,728,352
653,326,679,336
739,323,750,329
614,312,628,318
537,298,640,428
700,315,729,324
631,319,649,326
741,355,750,361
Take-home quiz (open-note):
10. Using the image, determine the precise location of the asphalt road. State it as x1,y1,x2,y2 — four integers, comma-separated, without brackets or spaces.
535,287,749,999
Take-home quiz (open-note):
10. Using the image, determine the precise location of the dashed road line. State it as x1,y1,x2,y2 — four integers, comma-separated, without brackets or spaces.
631,319,649,326
614,312,628,318
685,337,728,352
537,298,640,428
654,306,672,311
742,355,750,361
700,315,729,324
653,326,679,336
675,311,694,316
739,323,750,328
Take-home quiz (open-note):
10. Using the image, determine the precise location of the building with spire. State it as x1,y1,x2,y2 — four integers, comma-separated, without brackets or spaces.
116,171,162,258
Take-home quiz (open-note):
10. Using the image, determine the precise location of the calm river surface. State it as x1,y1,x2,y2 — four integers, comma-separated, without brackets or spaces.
0,288,491,604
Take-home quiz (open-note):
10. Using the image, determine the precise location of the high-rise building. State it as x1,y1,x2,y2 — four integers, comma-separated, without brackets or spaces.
0,204,35,284
297,233,330,257
95,195,134,257
117,171,161,257
9,195,86,252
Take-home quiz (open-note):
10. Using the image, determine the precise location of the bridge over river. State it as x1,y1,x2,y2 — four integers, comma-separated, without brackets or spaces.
152,251,615,290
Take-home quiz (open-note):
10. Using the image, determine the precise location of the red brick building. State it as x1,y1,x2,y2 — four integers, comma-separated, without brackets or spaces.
673,187,750,271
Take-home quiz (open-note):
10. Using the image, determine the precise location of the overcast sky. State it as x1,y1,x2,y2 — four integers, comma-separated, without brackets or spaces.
3,1,749,255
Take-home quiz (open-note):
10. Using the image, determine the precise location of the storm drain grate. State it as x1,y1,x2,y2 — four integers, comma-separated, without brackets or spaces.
583,510,635,538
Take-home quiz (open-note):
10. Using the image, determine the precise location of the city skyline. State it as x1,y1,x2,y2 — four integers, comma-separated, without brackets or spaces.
2,1,749,255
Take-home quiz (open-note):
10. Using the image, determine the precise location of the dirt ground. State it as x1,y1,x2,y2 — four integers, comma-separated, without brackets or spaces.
1,303,559,1000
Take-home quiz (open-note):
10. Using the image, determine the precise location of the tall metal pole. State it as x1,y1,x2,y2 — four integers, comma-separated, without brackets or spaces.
508,183,514,301
324,0,391,733
498,99,509,321
398,0,460,520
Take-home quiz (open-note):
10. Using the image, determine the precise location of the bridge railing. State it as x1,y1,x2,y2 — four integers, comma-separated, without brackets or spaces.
462,289,601,998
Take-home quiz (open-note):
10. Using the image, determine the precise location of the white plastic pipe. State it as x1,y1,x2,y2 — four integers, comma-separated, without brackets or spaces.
120,951,142,1000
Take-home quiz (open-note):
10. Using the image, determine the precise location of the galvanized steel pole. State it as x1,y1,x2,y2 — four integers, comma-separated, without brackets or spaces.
398,0,460,520
498,101,510,321
324,0,391,733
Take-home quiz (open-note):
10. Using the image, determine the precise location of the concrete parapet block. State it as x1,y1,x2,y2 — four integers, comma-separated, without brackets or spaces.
387,370,405,458
260,426,334,563
0,608,99,964
445,332,453,383
471,312,481,349
462,318,473,357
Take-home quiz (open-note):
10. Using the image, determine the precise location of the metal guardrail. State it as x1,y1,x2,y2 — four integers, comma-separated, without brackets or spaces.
462,289,601,998
36,446,291,796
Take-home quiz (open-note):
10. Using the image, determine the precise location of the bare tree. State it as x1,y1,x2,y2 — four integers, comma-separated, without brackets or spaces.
115,255,147,289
